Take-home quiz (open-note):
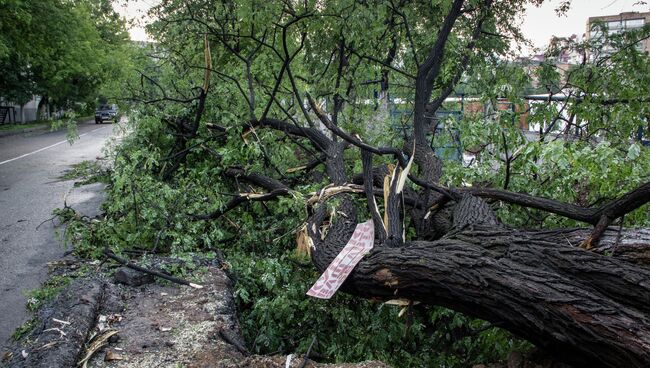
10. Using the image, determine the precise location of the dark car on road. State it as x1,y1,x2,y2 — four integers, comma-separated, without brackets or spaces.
95,104,118,124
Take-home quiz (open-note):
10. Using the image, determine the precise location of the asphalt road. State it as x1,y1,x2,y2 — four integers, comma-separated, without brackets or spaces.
0,121,115,347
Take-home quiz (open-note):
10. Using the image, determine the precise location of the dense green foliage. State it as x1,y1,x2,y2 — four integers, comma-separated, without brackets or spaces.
0,0,134,112
58,1,650,367
439,23,650,228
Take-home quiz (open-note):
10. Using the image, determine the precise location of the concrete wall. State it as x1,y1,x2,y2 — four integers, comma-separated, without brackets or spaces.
0,96,43,123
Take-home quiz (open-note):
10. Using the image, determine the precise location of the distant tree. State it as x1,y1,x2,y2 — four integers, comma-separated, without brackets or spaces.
0,0,131,118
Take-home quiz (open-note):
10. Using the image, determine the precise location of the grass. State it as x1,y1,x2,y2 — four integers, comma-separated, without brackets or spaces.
0,115,93,132
12,318,36,341
0,120,50,131
25,275,71,312
13,263,93,341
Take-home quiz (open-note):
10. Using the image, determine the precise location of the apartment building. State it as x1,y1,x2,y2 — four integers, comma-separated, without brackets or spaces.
585,11,650,57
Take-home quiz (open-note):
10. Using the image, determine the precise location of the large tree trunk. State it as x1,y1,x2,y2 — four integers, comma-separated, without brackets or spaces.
308,195,650,368
354,231,649,368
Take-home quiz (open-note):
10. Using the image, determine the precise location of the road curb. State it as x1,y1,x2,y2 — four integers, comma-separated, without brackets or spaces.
2,279,105,368
0,119,94,138
0,125,51,138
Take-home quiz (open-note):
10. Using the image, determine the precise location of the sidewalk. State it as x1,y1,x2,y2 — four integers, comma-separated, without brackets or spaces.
0,116,93,138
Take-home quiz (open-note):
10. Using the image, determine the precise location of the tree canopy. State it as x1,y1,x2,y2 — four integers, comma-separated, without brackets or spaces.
0,0,132,109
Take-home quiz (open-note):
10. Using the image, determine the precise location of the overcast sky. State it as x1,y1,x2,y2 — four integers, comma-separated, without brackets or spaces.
117,0,650,54
522,0,649,51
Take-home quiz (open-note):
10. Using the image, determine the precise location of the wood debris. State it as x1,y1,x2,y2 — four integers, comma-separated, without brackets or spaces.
77,329,119,368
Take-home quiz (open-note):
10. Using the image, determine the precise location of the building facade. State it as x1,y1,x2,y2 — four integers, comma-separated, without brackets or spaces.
586,11,650,57
0,96,42,124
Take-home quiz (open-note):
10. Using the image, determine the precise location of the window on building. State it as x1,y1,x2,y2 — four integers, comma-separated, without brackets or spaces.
625,18,645,28
607,20,623,29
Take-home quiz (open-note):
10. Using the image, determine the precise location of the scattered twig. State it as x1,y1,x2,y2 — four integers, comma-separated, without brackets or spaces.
35,341,60,351
77,329,118,368
52,318,71,325
36,216,57,230
43,328,67,338
298,336,317,368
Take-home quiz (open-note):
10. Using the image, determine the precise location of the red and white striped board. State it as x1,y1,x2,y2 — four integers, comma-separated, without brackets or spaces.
307,220,374,299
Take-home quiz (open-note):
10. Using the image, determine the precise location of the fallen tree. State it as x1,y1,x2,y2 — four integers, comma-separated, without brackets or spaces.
113,0,650,366
307,193,650,368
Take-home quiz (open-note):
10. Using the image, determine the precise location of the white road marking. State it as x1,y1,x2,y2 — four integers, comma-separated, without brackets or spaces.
0,126,109,166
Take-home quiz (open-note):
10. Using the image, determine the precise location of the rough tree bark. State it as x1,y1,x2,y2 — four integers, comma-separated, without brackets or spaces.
306,193,650,368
